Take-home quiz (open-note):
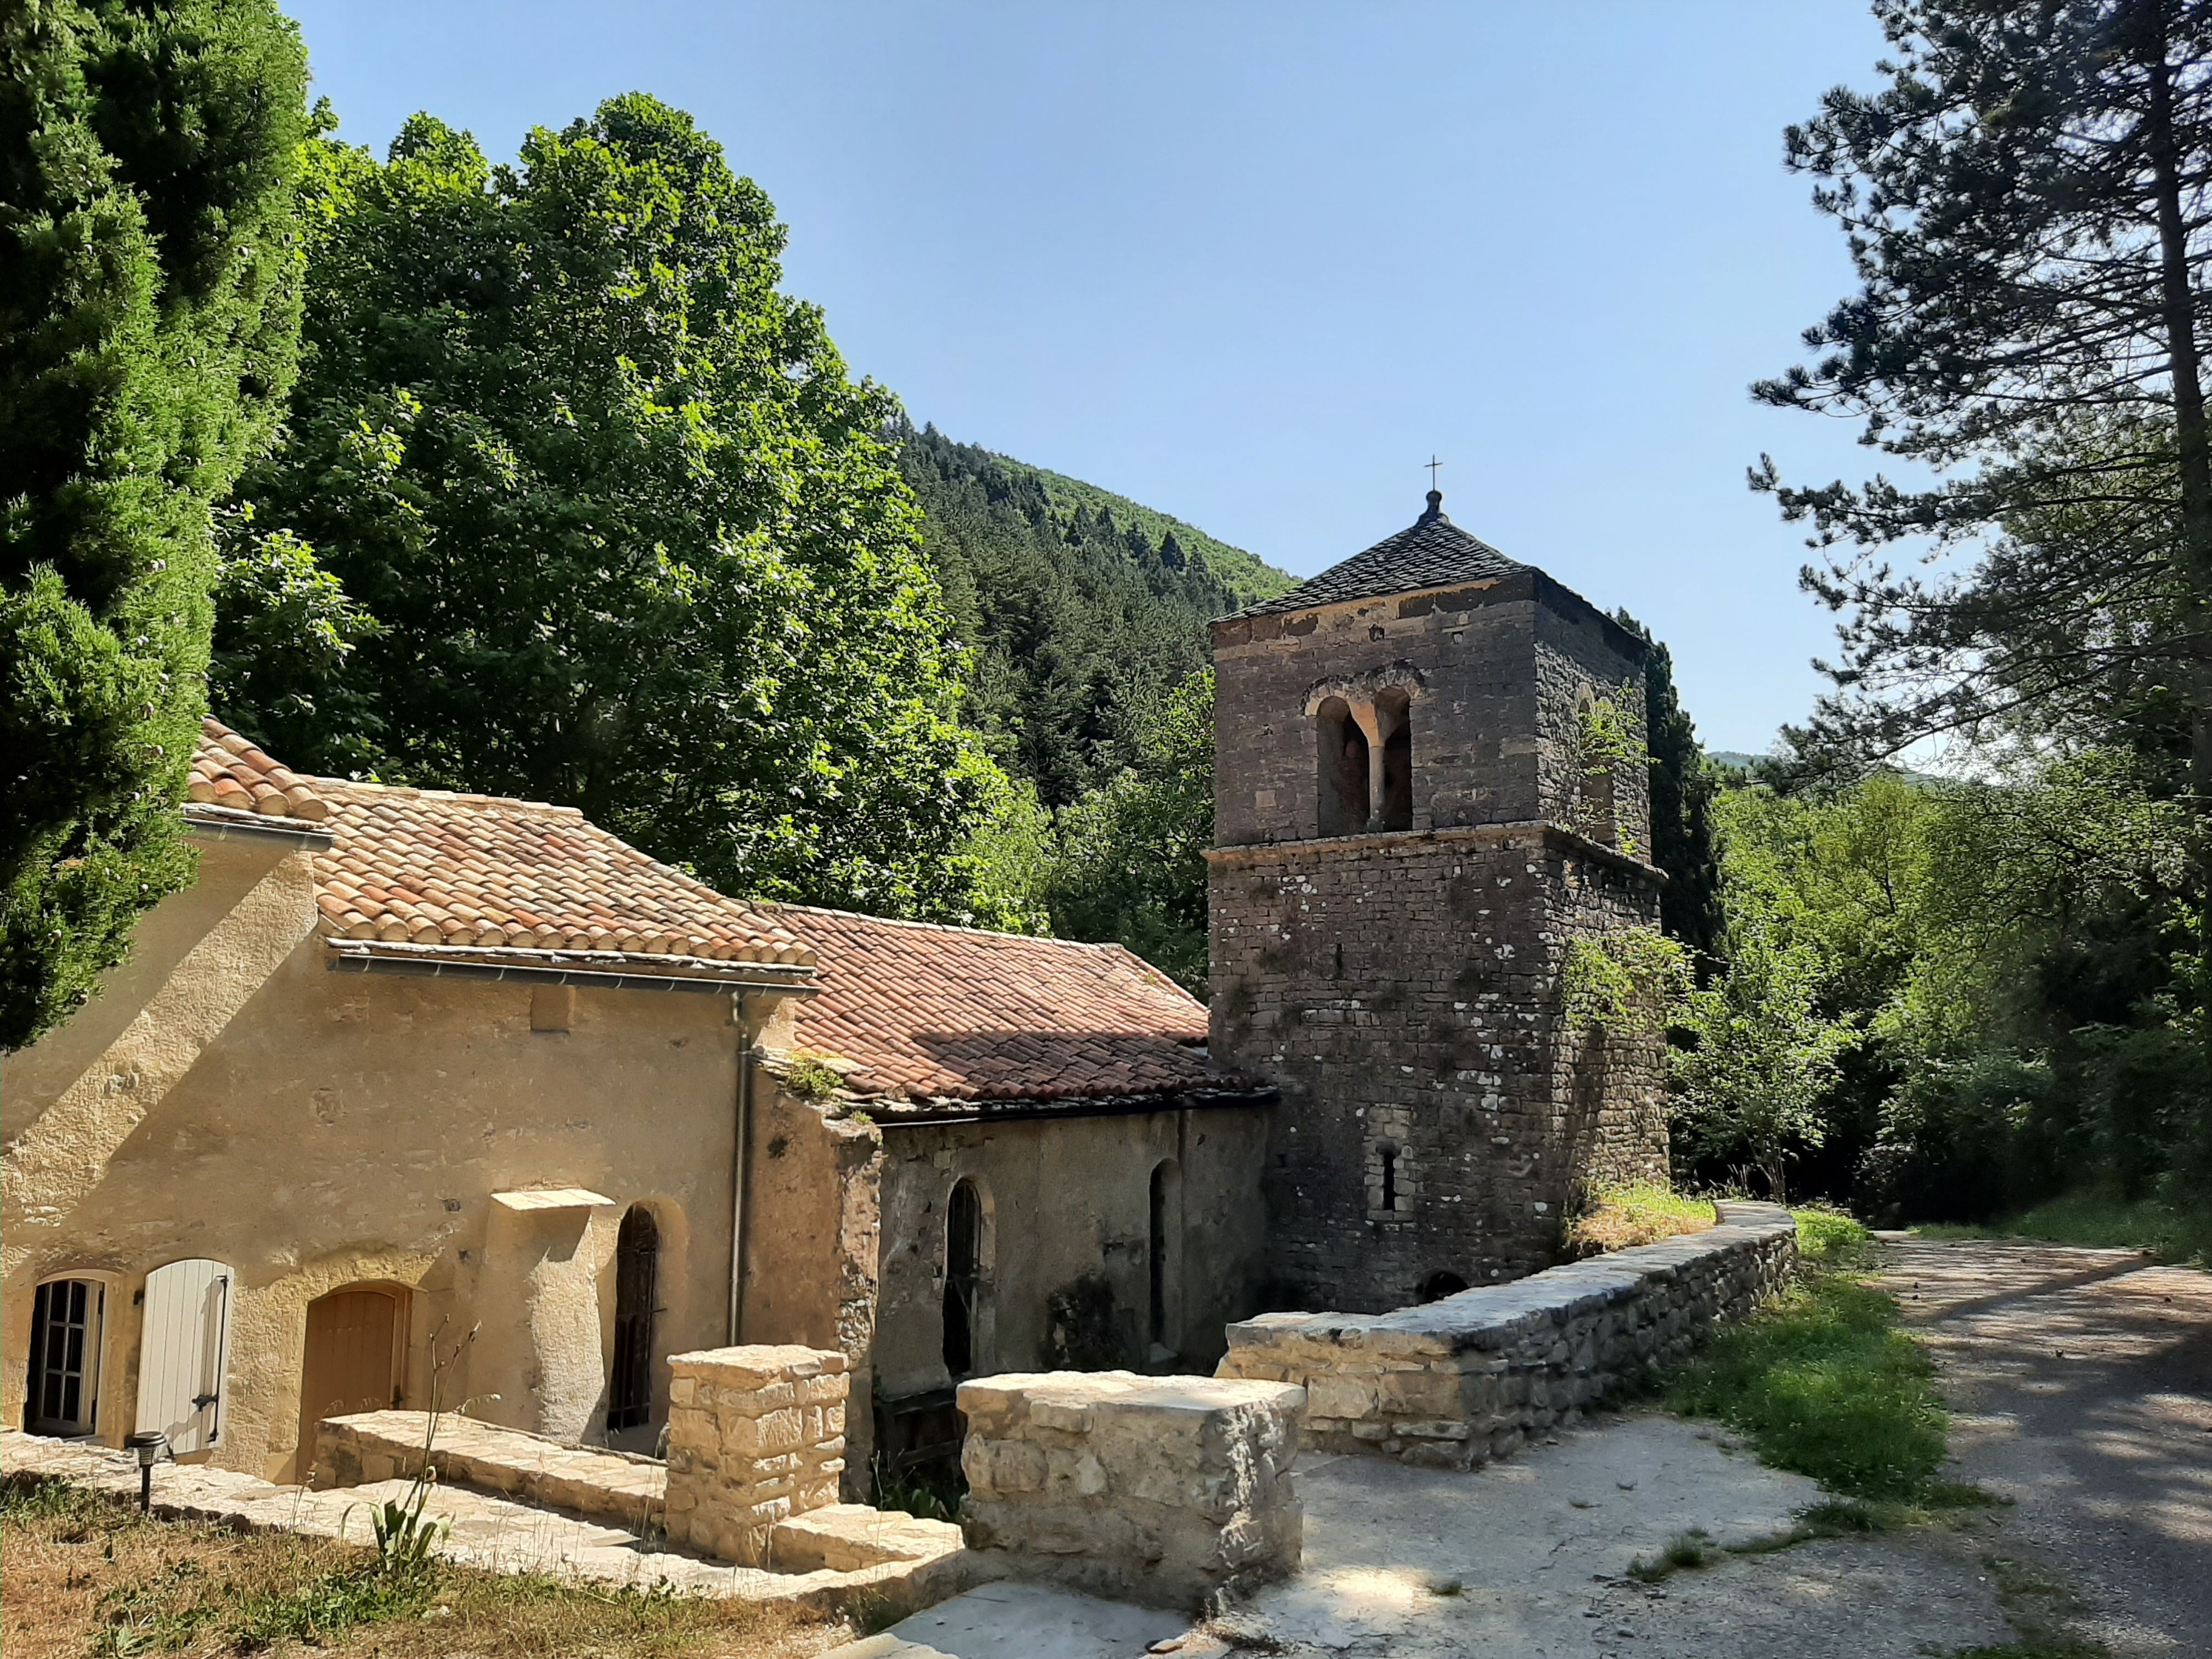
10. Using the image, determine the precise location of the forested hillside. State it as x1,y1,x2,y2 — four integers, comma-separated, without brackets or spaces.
898,422,1293,806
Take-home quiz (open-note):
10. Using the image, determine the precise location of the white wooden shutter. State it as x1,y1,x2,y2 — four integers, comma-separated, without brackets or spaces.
135,1259,233,1453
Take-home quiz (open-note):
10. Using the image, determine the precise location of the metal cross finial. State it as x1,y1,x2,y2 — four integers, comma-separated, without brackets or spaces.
1425,455,1442,490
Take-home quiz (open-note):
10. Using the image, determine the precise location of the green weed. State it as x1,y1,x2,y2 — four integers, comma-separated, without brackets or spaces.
868,1455,963,1523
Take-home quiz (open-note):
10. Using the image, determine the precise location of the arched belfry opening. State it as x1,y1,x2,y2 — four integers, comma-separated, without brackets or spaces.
1376,687,1413,831
943,1178,984,1379
1317,697,1368,836
608,1204,658,1432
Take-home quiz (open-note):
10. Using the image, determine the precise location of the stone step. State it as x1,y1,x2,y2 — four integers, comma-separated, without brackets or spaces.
313,1409,665,1532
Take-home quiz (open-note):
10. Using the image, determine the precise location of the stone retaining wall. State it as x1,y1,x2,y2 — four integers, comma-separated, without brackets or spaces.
957,1371,1306,1612
665,1344,848,1564
1215,1201,1795,1469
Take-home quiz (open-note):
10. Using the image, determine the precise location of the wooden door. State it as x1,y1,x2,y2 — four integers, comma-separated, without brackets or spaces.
297,1288,401,1459
136,1259,232,1454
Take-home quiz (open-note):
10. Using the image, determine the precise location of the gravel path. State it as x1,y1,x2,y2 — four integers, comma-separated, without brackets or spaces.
1884,1235,2212,1658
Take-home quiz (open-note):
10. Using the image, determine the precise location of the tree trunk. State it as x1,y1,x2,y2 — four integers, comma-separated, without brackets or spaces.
2145,16,2212,849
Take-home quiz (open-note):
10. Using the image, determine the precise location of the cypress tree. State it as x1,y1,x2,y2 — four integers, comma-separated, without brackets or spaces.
1616,610,1725,969
1,1,311,1049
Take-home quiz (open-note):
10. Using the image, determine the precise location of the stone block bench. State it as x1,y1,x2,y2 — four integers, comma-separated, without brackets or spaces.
1215,1200,1795,1470
315,1409,665,1530
957,1370,1305,1612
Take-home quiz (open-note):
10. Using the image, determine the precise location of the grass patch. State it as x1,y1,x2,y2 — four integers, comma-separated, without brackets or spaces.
1912,1187,2211,1266
1660,1207,1982,1506
1,1471,811,1658
1567,1184,1715,1254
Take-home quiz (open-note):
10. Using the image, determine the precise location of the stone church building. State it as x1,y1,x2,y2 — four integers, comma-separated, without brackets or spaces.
1209,489,1668,1313
4,487,1664,1475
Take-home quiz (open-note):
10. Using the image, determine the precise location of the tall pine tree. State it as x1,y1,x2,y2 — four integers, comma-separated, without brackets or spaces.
1756,0,2212,817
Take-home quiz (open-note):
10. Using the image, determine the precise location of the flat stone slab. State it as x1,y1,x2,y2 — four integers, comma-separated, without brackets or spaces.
837,1581,1187,1659
4,1428,987,1620
315,1409,664,1530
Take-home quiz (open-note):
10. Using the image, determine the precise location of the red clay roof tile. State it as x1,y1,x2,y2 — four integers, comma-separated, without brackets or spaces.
766,904,1254,1106
188,721,808,966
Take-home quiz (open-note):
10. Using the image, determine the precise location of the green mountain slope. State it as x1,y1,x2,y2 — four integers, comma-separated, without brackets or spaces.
1016,464,1295,610
898,421,1296,806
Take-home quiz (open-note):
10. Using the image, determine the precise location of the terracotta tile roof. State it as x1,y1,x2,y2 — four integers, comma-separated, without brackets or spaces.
186,721,808,964
309,778,814,963
188,717,331,821
768,905,1257,1107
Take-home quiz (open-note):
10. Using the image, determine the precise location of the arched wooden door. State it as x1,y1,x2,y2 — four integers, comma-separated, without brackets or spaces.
297,1286,404,1462
607,1205,658,1433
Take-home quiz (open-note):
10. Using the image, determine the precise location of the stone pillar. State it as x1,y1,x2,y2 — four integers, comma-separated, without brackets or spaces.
664,1345,847,1565
957,1370,1306,1612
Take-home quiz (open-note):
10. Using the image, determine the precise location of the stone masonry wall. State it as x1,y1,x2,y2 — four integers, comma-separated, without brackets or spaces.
1210,572,1648,853
1209,556,1660,1316
1209,825,1665,1311
958,1371,1306,1613
1215,1202,1795,1469
664,1345,847,1565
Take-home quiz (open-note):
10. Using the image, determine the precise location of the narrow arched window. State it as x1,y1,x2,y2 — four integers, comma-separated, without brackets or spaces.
1317,698,1368,836
943,1179,983,1379
607,1205,658,1432
1378,1143,1400,1213
1147,1160,1181,1353
1378,689,1413,831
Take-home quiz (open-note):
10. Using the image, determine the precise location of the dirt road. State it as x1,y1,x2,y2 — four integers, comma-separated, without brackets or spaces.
1884,1236,2212,1658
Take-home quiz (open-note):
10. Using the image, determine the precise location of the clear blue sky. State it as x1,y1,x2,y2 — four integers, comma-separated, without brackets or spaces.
287,1,1899,754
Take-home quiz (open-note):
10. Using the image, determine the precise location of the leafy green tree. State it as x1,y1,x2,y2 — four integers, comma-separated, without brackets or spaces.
1,0,309,1049
1675,912,1857,1204
1046,668,1215,991
1754,0,2212,811
221,99,1015,920
1872,749,2203,1215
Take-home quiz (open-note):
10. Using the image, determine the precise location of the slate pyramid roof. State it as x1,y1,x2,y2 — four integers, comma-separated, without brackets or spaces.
1236,491,1523,618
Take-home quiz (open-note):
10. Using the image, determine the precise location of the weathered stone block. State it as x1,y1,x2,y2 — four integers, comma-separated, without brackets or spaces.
957,1372,1305,1612
663,1344,849,1566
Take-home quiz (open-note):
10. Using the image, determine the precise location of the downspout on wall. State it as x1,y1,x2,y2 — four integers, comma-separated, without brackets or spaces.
730,992,753,1345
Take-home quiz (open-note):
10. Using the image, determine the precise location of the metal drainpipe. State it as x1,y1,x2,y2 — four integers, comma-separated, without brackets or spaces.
728,992,753,1345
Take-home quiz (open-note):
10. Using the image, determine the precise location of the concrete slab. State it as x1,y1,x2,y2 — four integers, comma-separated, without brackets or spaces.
867,1582,1185,1659
1216,1414,2014,1657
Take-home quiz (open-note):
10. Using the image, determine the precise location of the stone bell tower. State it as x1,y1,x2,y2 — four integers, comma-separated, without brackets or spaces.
1207,490,1668,1314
